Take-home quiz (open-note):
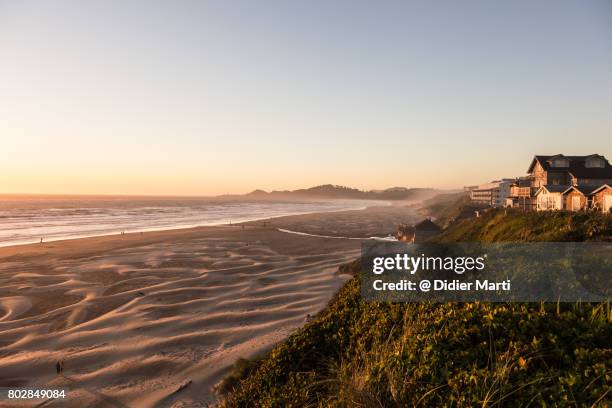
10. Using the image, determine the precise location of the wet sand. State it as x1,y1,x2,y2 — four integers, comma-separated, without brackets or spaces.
0,205,419,407
241,204,420,238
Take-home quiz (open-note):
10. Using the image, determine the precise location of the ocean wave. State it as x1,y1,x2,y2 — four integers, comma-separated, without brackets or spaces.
0,199,378,247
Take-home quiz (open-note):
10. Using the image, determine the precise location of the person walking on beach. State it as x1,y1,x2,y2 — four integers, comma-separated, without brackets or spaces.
55,361,61,375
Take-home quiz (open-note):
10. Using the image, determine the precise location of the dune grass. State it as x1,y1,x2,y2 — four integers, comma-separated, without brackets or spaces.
220,211,611,407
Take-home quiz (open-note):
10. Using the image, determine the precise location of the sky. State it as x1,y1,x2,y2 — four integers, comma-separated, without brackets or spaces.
1,1,611,196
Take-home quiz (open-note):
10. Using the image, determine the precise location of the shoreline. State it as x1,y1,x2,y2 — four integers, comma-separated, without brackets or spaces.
0,202,391,249
0,203,411,252
0,205,421,407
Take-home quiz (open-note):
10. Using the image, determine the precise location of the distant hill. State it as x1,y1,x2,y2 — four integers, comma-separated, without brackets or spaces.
241,184,442,201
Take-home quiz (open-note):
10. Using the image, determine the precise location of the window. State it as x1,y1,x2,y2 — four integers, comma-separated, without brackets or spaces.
551,159,569,167
586,158,604,168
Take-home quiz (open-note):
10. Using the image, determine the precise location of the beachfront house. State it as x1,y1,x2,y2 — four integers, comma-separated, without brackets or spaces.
509,154,612,212
562,186,589,211
589,184,612,213
535,183,612,212
396,219,442,243
396,224,415,242
562,185,597,211
413,219,442,242
535,185,565,211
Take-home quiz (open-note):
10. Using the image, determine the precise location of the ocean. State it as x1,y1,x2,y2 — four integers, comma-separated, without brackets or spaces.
0,196,376,247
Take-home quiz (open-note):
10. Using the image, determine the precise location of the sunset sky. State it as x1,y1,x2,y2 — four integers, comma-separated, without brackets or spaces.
1,1,611,196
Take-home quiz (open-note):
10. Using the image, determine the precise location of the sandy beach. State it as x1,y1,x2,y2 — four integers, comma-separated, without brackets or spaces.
241,204,421,238
0,205,419,407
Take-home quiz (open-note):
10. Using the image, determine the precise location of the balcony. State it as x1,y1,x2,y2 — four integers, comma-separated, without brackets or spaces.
510,186,532,197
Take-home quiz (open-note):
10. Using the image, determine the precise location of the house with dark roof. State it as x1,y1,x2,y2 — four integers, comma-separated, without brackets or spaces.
511,154,612,212
396,218,442,243
526,154,612,187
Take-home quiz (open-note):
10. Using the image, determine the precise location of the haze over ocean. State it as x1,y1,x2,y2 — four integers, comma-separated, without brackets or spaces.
0,197,374,247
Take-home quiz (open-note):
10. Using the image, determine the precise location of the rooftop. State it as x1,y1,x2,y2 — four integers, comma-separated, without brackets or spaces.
414,218,442,232
528,154,612,180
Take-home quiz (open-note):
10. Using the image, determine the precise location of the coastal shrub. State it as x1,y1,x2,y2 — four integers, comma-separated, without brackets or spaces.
221,277,610,407
215,357,260,395
221,212,611,407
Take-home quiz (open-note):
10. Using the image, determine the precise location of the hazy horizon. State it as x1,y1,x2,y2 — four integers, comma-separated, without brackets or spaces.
2,1,611,195
0,184,453,199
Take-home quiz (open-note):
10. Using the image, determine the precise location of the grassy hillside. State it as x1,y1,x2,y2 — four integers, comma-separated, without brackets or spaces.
438,209,611,242
220,212,611,407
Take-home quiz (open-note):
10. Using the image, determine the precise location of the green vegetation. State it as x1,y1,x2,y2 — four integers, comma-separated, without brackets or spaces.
438,209,611,243
215,358,260,395
221,211,611,407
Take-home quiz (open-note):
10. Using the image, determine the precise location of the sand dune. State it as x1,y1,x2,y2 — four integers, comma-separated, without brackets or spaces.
0,226,361,407
0,206,420,407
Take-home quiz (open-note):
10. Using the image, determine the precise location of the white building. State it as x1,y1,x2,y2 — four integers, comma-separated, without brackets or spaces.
470,178,516,207
534,185,565,210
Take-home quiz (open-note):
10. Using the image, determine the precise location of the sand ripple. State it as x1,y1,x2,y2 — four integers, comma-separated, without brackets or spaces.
0,227,359,407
